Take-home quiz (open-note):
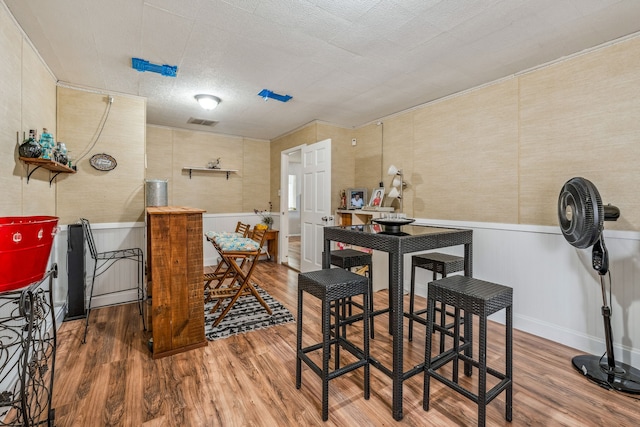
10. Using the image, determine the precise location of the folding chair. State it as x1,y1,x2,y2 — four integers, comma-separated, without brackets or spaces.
204,221,251,293
80,218,144,343
206,227,272,326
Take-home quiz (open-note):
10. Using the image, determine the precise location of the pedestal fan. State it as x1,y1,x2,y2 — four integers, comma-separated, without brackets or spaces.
558,177,640,393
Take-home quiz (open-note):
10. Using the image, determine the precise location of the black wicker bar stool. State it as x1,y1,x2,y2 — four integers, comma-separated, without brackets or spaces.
407,252,464,348
423,276,513,427
329,249,377,338
296,268,370,421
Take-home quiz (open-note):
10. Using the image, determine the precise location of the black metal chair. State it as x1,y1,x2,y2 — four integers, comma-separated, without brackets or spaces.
80,218,144,343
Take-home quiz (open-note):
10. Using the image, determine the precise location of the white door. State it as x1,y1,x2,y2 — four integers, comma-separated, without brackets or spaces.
300,139,332,272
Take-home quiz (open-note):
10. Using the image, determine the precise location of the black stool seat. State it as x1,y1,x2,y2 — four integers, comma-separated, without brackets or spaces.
330,249,372,269
296,268,370,421
413,252,465,273
424,275,513,427
407,252,465,345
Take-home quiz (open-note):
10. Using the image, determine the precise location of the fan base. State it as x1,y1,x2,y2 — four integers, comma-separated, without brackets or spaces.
572,354,640,394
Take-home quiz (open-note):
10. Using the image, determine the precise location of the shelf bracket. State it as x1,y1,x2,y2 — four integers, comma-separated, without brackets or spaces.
189,168,193,179
25,164,43,184
226,171,230,180
49,172,62,187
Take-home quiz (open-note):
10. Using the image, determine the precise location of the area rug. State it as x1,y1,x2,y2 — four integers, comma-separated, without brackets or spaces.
204,284,294,340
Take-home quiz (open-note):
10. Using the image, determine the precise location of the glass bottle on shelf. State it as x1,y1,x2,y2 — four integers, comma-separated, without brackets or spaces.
19,129,42,158
53,141,68,165
39,128,55,160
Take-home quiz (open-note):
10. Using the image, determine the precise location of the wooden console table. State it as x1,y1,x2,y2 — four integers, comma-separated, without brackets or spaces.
265,229,279,262
252,228,279,263
146,206,207,358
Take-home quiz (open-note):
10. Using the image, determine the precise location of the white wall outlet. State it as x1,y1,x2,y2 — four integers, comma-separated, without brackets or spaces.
352,138,357,146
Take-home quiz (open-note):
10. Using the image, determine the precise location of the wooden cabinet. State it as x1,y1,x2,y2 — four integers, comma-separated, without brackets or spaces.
337,209,370,226
146,206,207,358
336,209,388,225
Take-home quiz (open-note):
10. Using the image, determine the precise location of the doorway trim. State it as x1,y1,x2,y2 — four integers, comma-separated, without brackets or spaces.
280,144,305,267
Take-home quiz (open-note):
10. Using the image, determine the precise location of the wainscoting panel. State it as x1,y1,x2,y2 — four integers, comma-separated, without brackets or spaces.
50,215,639,367
412,218,640,367
52,222,146,312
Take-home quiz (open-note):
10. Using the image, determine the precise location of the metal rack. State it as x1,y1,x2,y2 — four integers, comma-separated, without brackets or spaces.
0,265,57,426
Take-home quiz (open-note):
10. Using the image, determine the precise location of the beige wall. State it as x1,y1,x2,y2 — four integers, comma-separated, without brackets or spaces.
4,0,640,232
56,87,146,224
350,36,640,231
146,126,270,214
518,37,640,230
268,29,640,232
270,122,377,212
0,5,57,217
411,79,519,223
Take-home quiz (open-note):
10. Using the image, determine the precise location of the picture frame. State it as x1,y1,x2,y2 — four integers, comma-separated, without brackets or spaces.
347,188,367,210
369,187,385,207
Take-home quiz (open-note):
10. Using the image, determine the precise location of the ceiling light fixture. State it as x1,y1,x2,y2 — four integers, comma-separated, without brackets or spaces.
194,94,221,110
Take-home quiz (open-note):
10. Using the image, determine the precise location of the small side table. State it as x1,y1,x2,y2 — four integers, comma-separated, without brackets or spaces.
253,228,279,262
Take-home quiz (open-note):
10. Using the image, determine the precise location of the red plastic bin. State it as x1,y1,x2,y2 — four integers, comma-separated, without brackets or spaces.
0,216,59,292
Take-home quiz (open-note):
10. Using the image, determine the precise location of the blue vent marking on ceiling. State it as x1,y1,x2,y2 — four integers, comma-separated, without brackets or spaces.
131,57,177,77
258,89,292,102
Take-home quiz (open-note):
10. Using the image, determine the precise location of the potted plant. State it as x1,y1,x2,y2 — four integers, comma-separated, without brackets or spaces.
254,202,274,229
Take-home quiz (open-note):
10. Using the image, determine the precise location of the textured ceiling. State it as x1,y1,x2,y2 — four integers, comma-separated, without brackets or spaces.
5,0,640,140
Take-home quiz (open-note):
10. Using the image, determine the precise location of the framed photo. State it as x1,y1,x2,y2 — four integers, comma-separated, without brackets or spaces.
369,187,385,207
347,188,367,210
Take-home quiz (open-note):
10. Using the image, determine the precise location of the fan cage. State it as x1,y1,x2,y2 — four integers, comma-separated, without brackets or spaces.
558,177,603,249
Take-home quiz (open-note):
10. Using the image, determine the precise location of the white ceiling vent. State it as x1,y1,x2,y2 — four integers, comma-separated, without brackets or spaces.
187,117,218,126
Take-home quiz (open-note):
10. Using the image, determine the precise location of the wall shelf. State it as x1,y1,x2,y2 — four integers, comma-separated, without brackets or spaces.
20,157,76,185
182,167,238,180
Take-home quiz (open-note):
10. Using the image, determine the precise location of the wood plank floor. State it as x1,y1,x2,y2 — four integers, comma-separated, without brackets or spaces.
285,235,300,271
52,262,640,426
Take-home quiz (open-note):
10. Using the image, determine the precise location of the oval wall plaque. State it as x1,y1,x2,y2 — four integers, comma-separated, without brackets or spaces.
90,153,117,171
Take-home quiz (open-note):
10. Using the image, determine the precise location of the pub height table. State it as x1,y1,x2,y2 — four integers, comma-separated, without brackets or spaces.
323,223,473,421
